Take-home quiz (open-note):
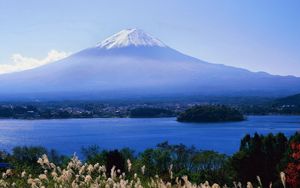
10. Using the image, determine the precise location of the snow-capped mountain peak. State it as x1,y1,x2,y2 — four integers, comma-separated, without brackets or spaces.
97,28,167,49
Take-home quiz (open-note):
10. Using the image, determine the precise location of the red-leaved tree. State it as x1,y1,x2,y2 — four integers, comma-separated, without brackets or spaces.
285,142,300,188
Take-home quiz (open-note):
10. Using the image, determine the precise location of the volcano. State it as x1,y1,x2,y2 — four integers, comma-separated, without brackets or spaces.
0,28,300,100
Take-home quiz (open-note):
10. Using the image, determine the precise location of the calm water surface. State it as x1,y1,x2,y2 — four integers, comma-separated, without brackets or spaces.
0,116,299,155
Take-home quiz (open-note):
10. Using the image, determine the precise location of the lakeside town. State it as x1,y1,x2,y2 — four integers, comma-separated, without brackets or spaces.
0,94,299,119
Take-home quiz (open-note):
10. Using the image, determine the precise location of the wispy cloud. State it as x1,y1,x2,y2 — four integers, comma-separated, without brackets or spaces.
0,50,70,74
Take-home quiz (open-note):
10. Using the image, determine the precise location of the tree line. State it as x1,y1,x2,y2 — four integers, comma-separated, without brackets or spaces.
1,132,300,187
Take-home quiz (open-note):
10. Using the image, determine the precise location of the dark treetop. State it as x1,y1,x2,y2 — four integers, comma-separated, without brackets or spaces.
177,105,245,123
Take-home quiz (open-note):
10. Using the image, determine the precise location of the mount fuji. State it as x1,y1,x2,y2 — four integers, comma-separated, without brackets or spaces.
0,28,300,100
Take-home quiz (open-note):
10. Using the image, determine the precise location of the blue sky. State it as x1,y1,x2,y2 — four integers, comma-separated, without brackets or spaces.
0,0,299,76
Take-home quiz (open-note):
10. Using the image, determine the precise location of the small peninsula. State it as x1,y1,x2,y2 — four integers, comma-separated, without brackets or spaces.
177,105,245,123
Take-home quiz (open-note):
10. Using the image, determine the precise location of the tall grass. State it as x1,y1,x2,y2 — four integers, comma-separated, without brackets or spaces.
0,154,286,188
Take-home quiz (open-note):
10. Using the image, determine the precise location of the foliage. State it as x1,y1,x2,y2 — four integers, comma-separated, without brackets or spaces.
1,146,68,176
0,133,299,187
284,141,300,188
273,94,300,106
105,150,126,176
177,105,245,122
129,107,174,118
1,153,283,188
231,133,288,187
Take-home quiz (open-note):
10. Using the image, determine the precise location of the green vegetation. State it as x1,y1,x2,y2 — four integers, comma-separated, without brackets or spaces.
239,93,300,115
129,107,174,118
270,93,300,114
0,132,299,187
177,105,245,123
232,133,289,187
274,93,300,106
0,103,178,119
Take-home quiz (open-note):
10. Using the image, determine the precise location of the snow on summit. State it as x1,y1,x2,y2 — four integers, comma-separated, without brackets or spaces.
97,29,167,49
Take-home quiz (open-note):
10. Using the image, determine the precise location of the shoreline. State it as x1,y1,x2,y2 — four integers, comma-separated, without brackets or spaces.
1,113,300,121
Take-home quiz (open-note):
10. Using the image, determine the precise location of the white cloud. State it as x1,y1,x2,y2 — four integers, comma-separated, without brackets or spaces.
0,50,70,74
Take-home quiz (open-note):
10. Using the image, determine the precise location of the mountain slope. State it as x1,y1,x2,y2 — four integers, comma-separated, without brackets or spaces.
273,94,300,106
0,29,300,100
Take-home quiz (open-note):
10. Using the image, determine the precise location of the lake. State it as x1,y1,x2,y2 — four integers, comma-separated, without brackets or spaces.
0,116,299,156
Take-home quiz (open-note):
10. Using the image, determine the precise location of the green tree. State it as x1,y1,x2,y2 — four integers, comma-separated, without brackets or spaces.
232,133,288,186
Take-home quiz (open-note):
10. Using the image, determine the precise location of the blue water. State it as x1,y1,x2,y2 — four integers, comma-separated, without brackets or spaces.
0,116,299,156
